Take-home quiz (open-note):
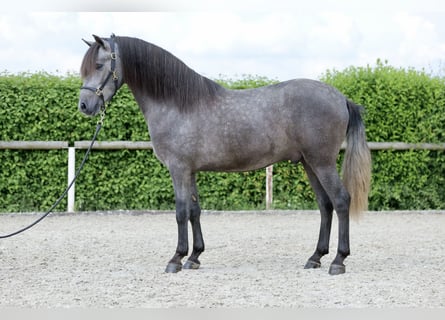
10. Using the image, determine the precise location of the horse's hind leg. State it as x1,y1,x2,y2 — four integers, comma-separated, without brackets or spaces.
183,174,205,270
304,162,351,275
302,160,334,270
319,167,351,275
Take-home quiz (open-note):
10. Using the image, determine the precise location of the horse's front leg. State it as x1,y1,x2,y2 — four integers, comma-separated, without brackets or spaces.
165,168,192,273
165,199,189,273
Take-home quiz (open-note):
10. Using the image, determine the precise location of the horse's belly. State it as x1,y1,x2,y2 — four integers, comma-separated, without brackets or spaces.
196,143,301,172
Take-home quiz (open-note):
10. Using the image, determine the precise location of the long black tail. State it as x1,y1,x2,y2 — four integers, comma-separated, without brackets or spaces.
342,100,372,218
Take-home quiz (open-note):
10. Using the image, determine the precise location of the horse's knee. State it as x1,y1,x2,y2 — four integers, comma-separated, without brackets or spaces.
175,199,189,224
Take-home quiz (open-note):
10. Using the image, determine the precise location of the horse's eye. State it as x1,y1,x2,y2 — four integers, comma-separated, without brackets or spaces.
96,64,104,70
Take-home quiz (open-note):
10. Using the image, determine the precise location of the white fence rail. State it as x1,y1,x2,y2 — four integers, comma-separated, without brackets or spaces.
1,141,445,212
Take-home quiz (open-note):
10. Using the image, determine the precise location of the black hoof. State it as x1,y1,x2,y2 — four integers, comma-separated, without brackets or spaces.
165,262,182,273
183,260,200,270
304,260,321,269
328,264,346,275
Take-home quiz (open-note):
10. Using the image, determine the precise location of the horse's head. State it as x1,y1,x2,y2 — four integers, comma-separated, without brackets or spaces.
78,34,123,116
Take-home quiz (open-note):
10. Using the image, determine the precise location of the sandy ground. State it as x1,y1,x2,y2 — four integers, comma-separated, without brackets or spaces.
0,210,444,308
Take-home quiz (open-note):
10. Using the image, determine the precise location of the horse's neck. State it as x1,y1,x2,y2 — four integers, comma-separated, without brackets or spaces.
131,89,178,131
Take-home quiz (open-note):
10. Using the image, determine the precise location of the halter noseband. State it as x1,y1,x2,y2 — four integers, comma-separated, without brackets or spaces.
81,34,119,106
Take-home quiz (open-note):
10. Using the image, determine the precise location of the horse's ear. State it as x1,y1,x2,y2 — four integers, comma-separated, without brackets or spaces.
82,38,93,47
93,34,105,48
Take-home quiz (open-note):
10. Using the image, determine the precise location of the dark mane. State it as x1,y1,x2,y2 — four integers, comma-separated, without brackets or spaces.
119,36,223,111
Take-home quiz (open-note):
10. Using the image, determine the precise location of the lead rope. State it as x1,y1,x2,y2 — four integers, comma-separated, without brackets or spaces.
0,107,106,239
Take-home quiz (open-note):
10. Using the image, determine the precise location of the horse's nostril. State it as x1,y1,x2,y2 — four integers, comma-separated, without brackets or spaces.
80,102,87,111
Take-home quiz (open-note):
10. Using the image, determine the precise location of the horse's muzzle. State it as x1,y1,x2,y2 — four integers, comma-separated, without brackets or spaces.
78,99,102,116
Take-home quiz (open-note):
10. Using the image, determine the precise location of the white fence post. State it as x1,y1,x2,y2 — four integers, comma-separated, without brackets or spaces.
266,165,273,210
67,147,76,212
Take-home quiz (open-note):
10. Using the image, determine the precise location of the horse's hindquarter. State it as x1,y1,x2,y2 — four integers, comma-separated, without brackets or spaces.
281,79,350,161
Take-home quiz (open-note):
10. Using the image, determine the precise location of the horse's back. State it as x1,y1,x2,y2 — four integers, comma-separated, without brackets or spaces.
224,78,348,118
263,78,347,117
221,78,349,145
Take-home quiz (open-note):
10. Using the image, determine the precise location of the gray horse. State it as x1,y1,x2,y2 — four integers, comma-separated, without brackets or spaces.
79,35,371,275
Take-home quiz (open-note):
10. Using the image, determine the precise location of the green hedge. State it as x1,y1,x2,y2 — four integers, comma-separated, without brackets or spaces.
0,61,444,212
321,60,445,209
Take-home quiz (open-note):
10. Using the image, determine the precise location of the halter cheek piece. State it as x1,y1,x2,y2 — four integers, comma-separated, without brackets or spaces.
80,34,119,107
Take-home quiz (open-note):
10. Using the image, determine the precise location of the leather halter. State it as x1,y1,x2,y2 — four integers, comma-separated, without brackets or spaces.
80,34,119,105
